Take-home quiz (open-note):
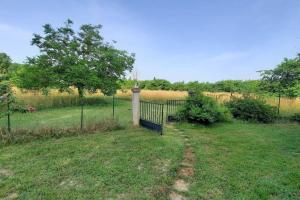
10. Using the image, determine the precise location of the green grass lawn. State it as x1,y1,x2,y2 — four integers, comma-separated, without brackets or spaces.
1,102,300,199
0,128,183,199
178,121,300,199
0,100,131,130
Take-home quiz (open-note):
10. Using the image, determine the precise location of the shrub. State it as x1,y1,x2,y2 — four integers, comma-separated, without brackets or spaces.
290,113,300,123
225,97,277,123
175,93,231,124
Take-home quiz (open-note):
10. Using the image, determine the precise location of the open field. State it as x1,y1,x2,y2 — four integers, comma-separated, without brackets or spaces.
11,88,300,115
178,121,300,199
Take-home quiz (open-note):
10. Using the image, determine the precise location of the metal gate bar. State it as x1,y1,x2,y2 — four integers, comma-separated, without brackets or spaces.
166,100,187,122
140,101,164,134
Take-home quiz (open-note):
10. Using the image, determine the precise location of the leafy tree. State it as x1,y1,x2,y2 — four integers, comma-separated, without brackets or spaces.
260,55,300,114
215,80,238,97
172,81,186,91
239,80,260,94
148,79,172,90
0,53,15,132
0,53,12,75
15,20,135,129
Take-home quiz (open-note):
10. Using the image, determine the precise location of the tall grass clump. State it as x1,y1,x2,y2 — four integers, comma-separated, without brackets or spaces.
0,117,122,145
16,96,111,110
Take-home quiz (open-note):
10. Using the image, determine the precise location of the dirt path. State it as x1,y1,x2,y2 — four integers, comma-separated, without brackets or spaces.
169,126,196,200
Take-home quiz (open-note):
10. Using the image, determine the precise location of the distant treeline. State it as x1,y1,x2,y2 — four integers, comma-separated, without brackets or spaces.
7,64,300,98
120,78,300,98
8,64,259,94
121,78,260,93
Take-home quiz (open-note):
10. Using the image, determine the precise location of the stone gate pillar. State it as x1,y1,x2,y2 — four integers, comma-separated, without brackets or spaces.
131,86,140,126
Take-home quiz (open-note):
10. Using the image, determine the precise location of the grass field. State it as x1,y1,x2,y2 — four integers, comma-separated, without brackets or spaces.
11,87,300,115
0,101,131,130
1,89,300,199
1,120,299,199
178,122,300,199
0,128,183,199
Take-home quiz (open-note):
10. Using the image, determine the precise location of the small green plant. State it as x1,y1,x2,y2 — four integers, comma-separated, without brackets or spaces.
11,104,28,113
175,93,231,124
225,96,277,123
290,113,300,123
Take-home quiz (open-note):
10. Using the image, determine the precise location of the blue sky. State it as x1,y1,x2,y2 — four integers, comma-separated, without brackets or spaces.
0,0,300,82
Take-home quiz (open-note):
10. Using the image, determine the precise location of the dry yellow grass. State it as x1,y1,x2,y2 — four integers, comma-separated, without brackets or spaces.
205,92,300,116
13,88,188,100
11,88,300,115
116,89,188,100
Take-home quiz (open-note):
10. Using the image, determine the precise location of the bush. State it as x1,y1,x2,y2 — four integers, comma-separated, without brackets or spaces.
290,113,300,123
175,93,231,124
225,97,277,123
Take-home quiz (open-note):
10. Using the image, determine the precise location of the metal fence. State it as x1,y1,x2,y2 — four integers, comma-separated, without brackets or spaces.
0,96,132,134
166,100,187,122
140,101,164,134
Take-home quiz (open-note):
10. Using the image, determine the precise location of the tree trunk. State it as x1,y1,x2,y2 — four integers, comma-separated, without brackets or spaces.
112,95,115,117
277,93,281,115
78,88,84,131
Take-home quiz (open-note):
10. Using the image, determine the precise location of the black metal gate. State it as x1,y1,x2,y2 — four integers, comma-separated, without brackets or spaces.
140,101,164,134
166,100,187,122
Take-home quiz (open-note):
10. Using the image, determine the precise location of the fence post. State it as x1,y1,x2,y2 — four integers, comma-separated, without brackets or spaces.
7,95,11,133
131,86,140,126
112,95,115,117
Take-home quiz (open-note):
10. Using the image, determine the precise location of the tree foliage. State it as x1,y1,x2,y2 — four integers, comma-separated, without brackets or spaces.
120,78,261,93
260,56,300,97
260,55,300,113
0,53,12,75
13,20,135,130
15,19,135,97
0,53,13,97
0,53,15,124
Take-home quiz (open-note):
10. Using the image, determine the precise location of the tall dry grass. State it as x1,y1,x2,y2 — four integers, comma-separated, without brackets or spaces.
205,92,300,116
12,88,188,108
10,88,300,115
116,89,188,101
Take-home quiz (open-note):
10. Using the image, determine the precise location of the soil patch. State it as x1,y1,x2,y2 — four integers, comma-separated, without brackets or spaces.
169,191,186,200
173,179,189,192
179,167,194,177
0,168,13,177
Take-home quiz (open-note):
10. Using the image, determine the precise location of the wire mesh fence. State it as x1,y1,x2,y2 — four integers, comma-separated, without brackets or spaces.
0,96,132,144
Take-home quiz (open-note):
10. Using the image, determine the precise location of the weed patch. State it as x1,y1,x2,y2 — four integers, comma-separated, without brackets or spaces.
0,117,122,145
